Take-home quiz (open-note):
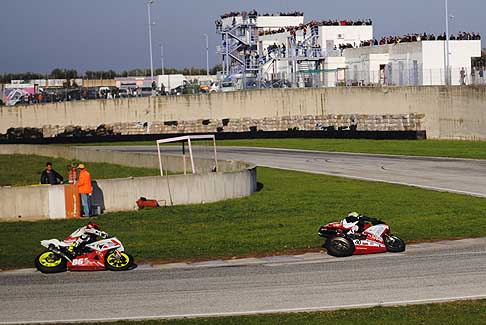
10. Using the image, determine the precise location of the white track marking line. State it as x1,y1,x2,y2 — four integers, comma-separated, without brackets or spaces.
226,146,486,162
4,295,486,324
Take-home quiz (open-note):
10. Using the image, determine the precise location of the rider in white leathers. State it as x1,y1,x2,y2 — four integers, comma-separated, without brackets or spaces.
341,212,382,239
66,222,109,255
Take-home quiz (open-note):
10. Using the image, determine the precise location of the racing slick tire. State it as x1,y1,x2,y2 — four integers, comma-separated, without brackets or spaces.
325,236,355,257
384,235,406,253
35,251,67,274
105,251,134,271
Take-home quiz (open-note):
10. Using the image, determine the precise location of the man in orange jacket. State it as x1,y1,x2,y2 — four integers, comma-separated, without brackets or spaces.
77,164,93,217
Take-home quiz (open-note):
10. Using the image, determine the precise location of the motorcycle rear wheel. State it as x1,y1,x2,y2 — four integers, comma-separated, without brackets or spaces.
325,236,355,257
105,251,133,271
384,235,406,252
35,251,67,273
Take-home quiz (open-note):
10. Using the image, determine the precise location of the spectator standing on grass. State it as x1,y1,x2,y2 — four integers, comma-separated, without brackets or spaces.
77,164,92,217
40,162,64,185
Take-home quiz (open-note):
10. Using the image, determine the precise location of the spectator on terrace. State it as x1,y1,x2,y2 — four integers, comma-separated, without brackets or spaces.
460,68,466,85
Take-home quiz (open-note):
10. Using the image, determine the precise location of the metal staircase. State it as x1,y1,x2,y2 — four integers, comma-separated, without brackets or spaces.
216,14,260,80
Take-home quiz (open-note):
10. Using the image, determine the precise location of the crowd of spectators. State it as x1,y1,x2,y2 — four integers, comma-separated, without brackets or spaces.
333,32,483,50
262,41,323,63
318,19,372,26
259,19,372,36
220,10,303,19
360,32,481,48
261,11,304,17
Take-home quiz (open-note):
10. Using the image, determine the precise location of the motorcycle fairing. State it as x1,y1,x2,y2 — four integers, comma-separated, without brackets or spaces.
86,238,124,252
68,250,106,271
353,224,389,255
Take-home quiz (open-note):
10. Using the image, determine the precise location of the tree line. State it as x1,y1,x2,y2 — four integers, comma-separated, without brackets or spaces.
0,65,222,84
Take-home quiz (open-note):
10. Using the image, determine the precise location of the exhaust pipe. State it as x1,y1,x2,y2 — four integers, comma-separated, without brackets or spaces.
48,245,72,262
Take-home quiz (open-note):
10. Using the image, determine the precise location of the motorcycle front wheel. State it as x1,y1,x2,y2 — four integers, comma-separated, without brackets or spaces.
105,251,134,271
384,235,406,252
35,251,67,273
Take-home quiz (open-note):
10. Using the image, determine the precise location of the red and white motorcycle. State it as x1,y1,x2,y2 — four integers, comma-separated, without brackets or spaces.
318,217,406,257
35,228,134,273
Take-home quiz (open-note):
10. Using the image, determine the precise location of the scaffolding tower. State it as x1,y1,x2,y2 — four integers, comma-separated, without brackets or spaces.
216,12,260,82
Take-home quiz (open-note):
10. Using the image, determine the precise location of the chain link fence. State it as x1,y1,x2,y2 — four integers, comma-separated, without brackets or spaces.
242,66,486,90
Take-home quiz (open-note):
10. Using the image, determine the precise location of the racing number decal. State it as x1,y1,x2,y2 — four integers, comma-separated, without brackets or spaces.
72,258,86,266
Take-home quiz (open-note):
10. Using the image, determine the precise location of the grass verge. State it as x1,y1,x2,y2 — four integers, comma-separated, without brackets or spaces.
1,167,486,269
76,139,486,160
79,299,486,324
0,154,160,187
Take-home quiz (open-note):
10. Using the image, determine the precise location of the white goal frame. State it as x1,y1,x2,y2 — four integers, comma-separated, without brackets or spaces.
156,134,218,176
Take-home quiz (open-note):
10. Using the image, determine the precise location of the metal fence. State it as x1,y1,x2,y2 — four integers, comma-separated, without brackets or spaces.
241,66,486,90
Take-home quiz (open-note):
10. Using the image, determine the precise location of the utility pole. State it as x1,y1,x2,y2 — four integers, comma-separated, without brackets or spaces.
203,34,209,76
444,0,450,85
147,0,155,83
160,44,165,75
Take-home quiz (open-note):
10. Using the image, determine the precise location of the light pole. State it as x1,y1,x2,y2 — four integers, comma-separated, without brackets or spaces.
203,34,209,76
147,0,155,83
444,0,450,85
160,44,165,75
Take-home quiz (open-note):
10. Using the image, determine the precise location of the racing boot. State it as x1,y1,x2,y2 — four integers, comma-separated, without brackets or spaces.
66,242,78,258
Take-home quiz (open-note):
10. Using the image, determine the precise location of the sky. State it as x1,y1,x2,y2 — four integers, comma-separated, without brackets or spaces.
0,0,484,74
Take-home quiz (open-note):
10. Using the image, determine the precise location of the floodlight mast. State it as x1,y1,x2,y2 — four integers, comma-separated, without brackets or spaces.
444,0,450,85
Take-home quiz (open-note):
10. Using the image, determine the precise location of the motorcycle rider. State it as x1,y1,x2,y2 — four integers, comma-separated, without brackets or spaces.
66,222,109,256
341,212,383,239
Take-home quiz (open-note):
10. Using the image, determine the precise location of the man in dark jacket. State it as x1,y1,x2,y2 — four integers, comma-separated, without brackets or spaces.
40,162,64,185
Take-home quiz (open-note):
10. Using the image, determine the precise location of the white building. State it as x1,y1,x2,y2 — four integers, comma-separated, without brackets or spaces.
318,25,373,50
217,11,481,87
340,40,481,86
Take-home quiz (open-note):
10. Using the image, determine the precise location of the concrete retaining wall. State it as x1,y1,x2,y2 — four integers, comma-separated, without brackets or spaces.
0,145,247,174
0,186,49,221
0,145,256,221
0,86,485,140
38,113,424,136
94,171,255,212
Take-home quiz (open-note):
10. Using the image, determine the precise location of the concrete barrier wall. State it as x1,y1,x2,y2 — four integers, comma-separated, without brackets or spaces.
0,145,256,220
0,145,247,173
94,170,256,212
1,86,485,140
0,186,49,221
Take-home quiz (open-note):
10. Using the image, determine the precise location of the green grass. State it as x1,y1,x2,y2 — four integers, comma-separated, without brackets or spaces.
0,154,160,186
2,167,486,269
80,300,486,324
77,139,486,160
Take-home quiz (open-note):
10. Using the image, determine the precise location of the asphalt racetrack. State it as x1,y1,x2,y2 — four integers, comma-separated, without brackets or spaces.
2,146,486,323
94,145,486,198
2,238,486,324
